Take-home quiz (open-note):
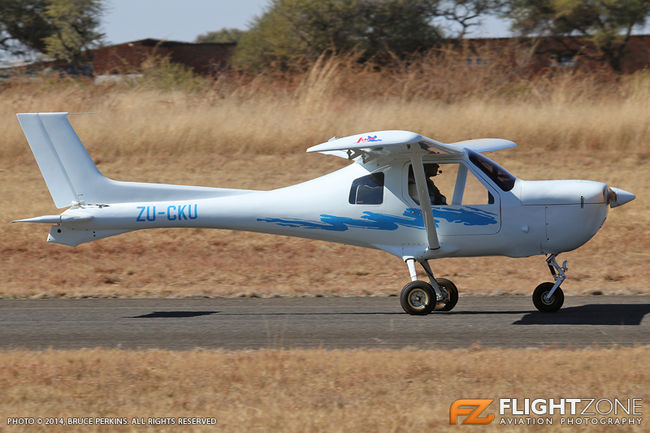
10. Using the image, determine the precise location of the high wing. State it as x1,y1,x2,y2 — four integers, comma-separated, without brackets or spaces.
308,130,517,252
307,130,516,159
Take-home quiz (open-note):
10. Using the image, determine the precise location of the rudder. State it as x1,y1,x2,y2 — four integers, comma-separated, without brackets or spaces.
17,112,106,208
18,112,254,209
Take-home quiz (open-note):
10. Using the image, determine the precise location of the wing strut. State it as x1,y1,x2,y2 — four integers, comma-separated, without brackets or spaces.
409,145,440,250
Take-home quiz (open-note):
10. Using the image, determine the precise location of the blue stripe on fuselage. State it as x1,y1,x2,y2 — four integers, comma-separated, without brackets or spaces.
257,207,496,231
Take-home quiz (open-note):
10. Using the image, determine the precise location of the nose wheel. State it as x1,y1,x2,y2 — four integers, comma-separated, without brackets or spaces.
532,254,567,312
532,282,564,312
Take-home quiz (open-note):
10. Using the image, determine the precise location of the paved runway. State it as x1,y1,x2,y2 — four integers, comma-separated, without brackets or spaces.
0,296,648,350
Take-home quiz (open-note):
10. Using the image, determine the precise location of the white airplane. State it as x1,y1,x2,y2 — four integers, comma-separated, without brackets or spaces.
15,113,635,314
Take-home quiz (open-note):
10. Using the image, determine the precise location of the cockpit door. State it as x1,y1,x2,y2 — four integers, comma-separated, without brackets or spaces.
405,161,501,236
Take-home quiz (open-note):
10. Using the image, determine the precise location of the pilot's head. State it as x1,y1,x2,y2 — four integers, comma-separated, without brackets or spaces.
425,164,440,177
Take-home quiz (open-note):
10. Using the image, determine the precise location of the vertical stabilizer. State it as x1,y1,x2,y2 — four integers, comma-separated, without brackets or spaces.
17,112,106,208
18,112,252,208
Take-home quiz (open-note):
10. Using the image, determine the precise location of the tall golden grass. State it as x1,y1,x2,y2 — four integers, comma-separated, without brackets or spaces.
2,53,649,162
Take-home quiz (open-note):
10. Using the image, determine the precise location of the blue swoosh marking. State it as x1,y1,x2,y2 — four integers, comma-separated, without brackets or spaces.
257,207,497,231
434,206,498,226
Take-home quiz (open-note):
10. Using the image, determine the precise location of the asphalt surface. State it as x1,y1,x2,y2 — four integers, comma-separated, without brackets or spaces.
0,296,648,350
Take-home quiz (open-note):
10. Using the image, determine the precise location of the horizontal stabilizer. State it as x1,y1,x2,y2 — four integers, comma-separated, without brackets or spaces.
13,212,94,224
13,215,61,224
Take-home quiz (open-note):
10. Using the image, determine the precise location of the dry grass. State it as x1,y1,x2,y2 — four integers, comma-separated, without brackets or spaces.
0,347,648,432
0,59,648,298
2,55,650,159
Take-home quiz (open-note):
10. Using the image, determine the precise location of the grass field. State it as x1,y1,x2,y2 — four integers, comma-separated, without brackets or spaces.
0,347,648,432
1,60,648,299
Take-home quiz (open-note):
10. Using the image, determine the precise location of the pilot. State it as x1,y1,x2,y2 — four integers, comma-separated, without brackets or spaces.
409,164,447,205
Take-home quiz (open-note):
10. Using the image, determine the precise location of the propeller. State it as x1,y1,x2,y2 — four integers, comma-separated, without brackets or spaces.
607,187,636,208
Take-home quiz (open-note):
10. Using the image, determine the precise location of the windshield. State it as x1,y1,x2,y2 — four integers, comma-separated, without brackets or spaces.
468,150,516,191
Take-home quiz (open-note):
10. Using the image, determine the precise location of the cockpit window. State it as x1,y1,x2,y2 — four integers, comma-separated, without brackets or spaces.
349,172,384,204
468,150,516,191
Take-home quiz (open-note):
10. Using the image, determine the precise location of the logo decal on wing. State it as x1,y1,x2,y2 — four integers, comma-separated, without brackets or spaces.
356,135,382,144
257,207,497,231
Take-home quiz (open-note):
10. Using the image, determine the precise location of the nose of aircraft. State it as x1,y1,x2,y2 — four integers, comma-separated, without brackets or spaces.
608,187,636,208
520,180,632,254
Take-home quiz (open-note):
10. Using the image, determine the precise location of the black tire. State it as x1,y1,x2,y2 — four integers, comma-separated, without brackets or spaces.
435,278,459,312
400,280,435,315
532,282,564,312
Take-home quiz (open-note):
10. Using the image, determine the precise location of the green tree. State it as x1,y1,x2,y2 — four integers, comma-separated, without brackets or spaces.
43,0,104,65
232,0,445,70
195,28,243,43
504,0,650,71
0,0,103,64
0,0,53,55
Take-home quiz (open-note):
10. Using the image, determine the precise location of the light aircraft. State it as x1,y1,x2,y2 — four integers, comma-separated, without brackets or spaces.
14,113,635,314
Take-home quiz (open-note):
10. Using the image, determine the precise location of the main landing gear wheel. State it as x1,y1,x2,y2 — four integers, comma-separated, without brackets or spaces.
532,282,564,312
434,278,458,312
400,280,435,315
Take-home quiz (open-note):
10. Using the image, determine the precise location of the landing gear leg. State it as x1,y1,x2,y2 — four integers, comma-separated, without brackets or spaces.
532,254,567,312
400,259,435,315
420,260,458,312
399,258,459,315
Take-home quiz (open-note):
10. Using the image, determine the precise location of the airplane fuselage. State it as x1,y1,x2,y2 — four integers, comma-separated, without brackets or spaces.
47,156,612,262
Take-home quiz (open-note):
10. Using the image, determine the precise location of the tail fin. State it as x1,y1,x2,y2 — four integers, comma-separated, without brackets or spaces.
17,112,251,208
17,112,105,208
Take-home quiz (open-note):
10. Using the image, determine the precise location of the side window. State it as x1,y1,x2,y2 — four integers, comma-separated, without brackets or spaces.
468,150,516,191
462,169,493,205
408,163,458,205
349,172,384,205
407,162,495,206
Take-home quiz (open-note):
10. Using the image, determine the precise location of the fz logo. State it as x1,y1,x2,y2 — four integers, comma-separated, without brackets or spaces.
450,399,494,425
